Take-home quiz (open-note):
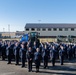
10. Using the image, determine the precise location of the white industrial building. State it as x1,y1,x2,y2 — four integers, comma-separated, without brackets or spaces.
25,23,76,42
25,23,76,37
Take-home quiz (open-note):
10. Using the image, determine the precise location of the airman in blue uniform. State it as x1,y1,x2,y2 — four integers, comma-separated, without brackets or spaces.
59,46,65,65
42,45,49,68
14,42,20,65
67,45,72,60
20,44,26,68
6,42,12,64
34,48,42,73
50,46,57,66
26,47,33,72
1,42,6,60
72,44,76,58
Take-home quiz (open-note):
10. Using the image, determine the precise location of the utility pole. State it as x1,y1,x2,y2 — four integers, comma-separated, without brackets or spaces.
3,28,5,32
8,24,10,38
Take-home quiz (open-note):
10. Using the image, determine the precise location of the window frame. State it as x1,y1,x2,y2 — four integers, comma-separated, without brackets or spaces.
42,28,46,31
37,28,40,31
65,28,68,31
53,28,57,31
71,28,74,31
59,28,63,31
48,28,51,31
31,28,35,31
26,28,29,31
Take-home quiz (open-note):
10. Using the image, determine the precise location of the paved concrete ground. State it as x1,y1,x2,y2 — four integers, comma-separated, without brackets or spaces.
0,58,76,75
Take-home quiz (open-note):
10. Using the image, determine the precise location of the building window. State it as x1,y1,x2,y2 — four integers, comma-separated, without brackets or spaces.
37,28,40,31
26,28,29,31
31,28,35,31
42,28,46,31
65,28,68,31
53,28,57,31
59,28,62,31
71,28,74,31
48,28,51,31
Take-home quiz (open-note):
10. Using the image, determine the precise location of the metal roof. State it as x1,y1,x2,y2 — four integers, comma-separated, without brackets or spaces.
25,23,76,28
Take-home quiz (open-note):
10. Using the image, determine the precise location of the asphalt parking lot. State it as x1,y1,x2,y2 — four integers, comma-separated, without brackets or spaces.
0,58,76,75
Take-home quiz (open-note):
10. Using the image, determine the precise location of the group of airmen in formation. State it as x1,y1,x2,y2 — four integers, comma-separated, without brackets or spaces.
0,40,76,73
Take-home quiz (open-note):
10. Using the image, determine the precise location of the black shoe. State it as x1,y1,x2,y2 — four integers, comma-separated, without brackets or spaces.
36,71,38,73
15,64,17,65
7,63,11,64
36,70,39,73
61,64,63,65
21,66,25,68
15,64,19,65
28,70,31,72
44,67,46,69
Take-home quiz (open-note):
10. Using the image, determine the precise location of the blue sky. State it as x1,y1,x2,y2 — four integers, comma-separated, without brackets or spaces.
0,0,76,32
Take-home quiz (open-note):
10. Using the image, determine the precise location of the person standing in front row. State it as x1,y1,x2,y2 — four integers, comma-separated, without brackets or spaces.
14,42,20,65
26,47,33,72
34,48,42,73
20,44,26,68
